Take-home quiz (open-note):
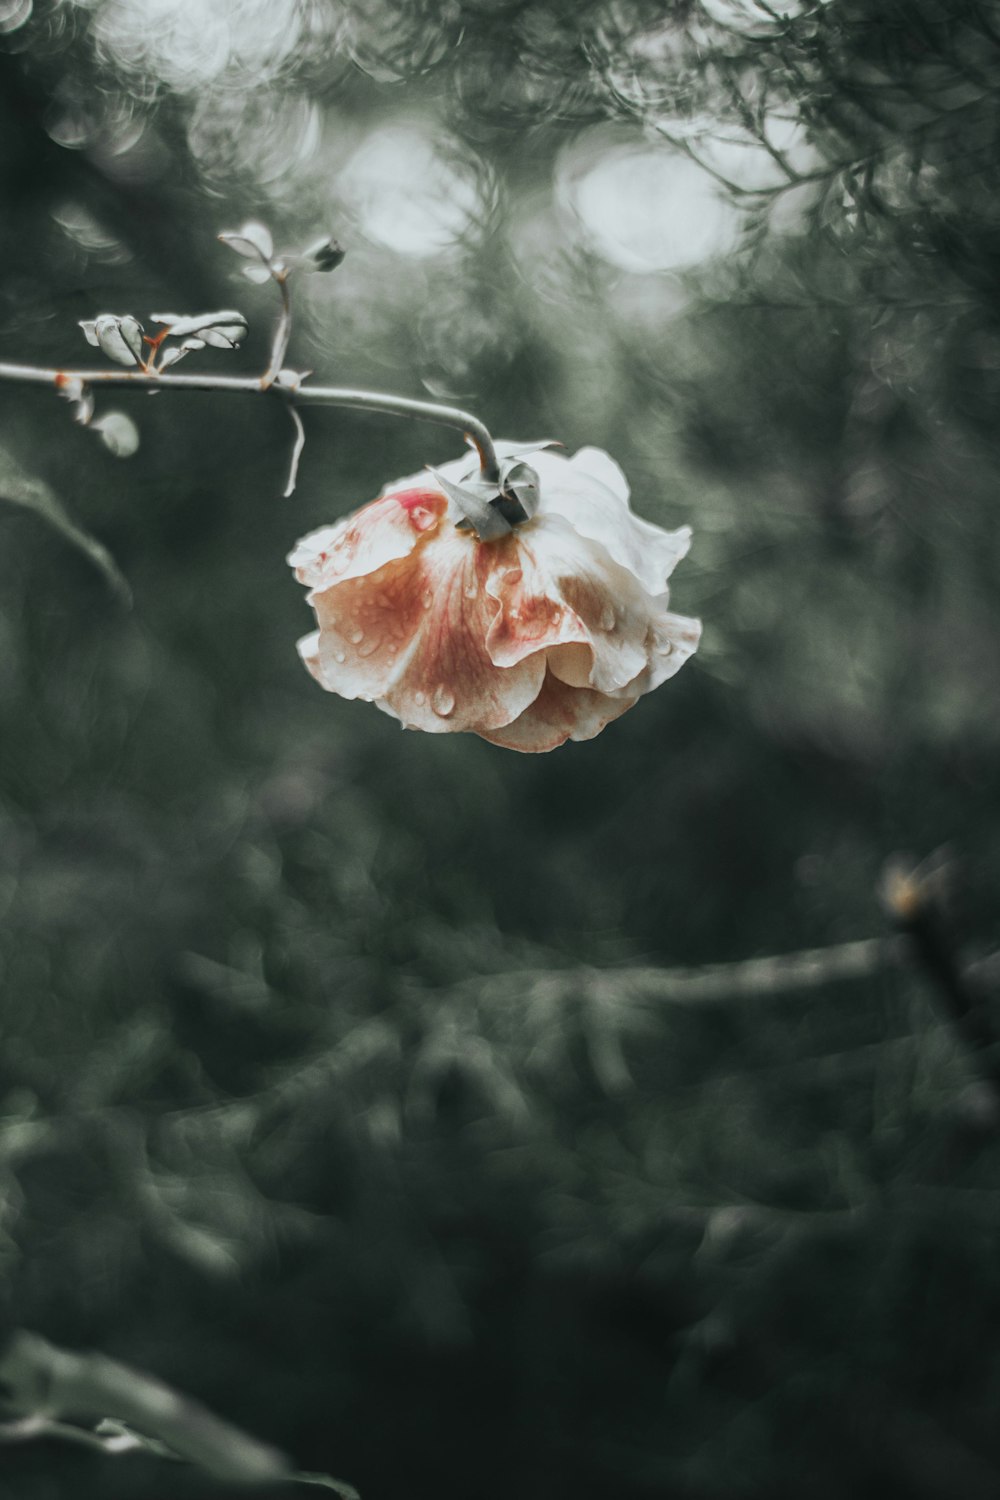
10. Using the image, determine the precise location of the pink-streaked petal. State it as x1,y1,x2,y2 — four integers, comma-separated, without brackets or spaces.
484,515,654,695
529,447,691,596
478,670,637,753
300,526,544,734
307,547,435,702
378,531,545,734
287,487,448,590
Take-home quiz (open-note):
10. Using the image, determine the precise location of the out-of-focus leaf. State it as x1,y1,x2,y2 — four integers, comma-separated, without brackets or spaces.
0,443,132,605
91,412,140,459
218,221,274,261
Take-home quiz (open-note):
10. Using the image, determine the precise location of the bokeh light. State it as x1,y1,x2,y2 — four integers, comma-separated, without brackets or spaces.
558,127,740,271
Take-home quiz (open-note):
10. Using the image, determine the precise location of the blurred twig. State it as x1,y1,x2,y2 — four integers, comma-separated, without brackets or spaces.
0,1329,360,1494
0,1328,289,1484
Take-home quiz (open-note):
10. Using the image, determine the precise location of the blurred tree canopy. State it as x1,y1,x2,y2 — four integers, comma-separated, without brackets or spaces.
2,1,1000,1497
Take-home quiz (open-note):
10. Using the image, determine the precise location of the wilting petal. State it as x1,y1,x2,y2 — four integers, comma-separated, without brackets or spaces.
288,487,448,590
617,608,703,699
479,670,637,753
297,629,323,684
377,530,545,733
303,523,545,734
528,447,691,597
486,514,664,695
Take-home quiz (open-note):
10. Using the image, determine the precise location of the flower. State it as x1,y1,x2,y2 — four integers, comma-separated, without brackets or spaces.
288,443,701,752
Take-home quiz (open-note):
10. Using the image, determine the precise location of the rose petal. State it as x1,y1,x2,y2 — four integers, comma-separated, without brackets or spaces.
616,608,703,699
479,670,636,753
528,447,692,596
485,514,654,695
304,525,545,734
377,530,545,733
287,487,448,590
296,630,324,683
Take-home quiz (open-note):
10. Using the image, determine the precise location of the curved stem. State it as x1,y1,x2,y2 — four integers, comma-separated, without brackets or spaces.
0,360,501,483
265,274,292,386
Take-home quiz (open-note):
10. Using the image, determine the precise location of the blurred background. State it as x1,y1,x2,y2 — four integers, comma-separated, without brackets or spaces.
2,0,1000,1495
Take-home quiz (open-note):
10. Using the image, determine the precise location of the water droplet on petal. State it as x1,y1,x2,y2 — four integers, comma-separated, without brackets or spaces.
334,650,347,663
431,685,455,717
421,590,434,610
411,506,435,532
357,638,378,658
463,581,477,599
414,690,426,706
599,605,616,632
655,640,675,657
348,626,364,644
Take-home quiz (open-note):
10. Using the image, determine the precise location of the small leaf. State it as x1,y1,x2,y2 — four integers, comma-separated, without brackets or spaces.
91,412,140,459
0,443,131,605
78,320,100,348
150,310,249,345
218,220,274,261
93,314,145,367
241,263,274,284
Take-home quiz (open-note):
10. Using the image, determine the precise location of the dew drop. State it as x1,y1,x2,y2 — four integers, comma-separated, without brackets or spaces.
411,506,436,532
414,690,426,706
599,605,616,632
348,626,364,644
421,590,434,610
655,640,675,657
334,650,347,664
431,685,456,717
357,638,378,658
463,581,477,599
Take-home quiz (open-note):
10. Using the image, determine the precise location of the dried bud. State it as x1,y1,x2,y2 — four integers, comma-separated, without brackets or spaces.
82,314,145,367
300,237,346,273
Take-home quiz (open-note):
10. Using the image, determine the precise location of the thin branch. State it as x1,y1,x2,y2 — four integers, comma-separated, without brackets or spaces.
0,359,501,482
266,273,293,386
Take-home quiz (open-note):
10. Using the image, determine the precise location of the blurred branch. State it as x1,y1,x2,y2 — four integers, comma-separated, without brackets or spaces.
881,857,1000,1107
0,1328,289,1484
0,1329,360,1494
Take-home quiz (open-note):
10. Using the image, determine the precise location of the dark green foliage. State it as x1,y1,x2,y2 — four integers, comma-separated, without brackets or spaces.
2,2,1000,1497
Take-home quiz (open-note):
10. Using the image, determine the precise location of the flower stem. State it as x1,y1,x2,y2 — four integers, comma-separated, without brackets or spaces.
0,360,502,483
